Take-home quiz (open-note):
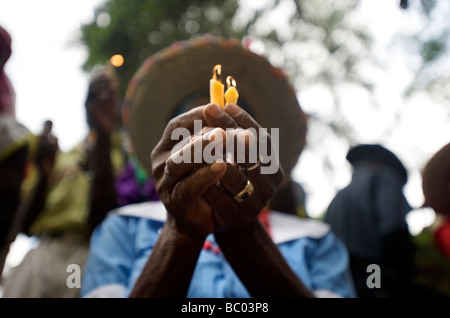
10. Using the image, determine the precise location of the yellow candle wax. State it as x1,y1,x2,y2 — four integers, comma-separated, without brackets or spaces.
210,64,225,108
225,76,239,105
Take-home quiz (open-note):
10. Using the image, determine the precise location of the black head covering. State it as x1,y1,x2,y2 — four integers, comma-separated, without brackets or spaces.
346,144,408,185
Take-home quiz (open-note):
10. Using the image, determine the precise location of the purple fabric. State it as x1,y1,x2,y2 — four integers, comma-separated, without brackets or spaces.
0,26,12,70
115,162,159,207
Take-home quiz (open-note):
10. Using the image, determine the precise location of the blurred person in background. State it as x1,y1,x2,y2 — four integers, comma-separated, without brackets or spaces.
0,118,31,279
1,65,126,297
0,25,34,279
422,141,450,261
324,144,416,298
268,176,309,219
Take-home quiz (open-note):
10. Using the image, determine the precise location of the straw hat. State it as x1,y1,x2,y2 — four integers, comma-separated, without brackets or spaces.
346,144,408,185
123,35,307,177
422,142,450,215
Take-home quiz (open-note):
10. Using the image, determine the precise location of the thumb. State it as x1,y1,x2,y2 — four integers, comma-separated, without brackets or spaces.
42,120,53,137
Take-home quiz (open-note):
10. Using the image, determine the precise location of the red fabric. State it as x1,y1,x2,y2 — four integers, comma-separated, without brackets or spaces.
202,239,221,255
434,219,450,259
258,207,272,237
201,208,273,254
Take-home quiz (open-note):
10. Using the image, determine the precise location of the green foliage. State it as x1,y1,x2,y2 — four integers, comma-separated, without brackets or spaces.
401,0,450,102
420,0,437,17
421,38,446,64
412,228,450,297
79,0,376,115
80,0,242,96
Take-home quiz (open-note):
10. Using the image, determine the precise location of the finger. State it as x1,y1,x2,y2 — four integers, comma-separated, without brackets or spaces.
171,161,227,201
223,129,284,202
203,170,271,228
161,128,227,190
151,105,222,185
42,120,53,137
203,103,239,130
224,104,262,130
202,185,238,223
155,106,208,152
216,163,247,197
193,126,217,139
218,161,278,208
222,104,262,168
151,120,219,182
166,106,207,134
224,128,258,169
47,134,59,148
224,104,282,178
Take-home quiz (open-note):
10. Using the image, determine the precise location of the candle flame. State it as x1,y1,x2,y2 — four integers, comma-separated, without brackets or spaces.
213,64,222,82
226,76,236,88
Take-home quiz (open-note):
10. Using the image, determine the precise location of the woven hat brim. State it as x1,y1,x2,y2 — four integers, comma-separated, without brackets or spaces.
422,142,450,215
125,37,307,178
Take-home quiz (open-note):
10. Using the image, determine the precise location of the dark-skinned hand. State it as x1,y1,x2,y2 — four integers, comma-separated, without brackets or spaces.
202,103,284,233
150,103,284,239
85,67,119,136
35,120,59,179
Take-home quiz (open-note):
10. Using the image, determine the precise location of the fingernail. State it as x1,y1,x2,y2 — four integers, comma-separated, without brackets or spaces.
207,103,222,118
225,104,240,116
211,161,226,173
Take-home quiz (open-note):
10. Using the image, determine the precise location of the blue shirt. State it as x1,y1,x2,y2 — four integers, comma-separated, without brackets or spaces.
81,201,356,298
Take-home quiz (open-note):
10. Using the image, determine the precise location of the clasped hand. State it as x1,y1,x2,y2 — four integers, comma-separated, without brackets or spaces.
151,103,284,240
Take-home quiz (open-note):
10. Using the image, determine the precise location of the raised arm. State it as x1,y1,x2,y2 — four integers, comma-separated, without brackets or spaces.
202,103,315,298
130,104,315,298
130,108,227,297
84,69,121,236
12,120,58,236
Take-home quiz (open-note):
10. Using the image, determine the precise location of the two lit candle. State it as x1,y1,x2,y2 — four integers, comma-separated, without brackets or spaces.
210,64,239,108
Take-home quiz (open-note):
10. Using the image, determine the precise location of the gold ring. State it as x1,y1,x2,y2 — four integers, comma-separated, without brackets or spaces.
233,178,254,203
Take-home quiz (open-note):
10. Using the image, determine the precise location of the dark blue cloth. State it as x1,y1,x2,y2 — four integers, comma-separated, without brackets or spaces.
324,164,412,260
324,164,415,298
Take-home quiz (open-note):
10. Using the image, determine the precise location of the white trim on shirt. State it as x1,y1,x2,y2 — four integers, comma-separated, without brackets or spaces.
269,211,330,243
111,200,167,221
112,201,331,244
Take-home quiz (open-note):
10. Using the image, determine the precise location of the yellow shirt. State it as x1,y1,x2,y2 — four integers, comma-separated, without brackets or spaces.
23,132,125,236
